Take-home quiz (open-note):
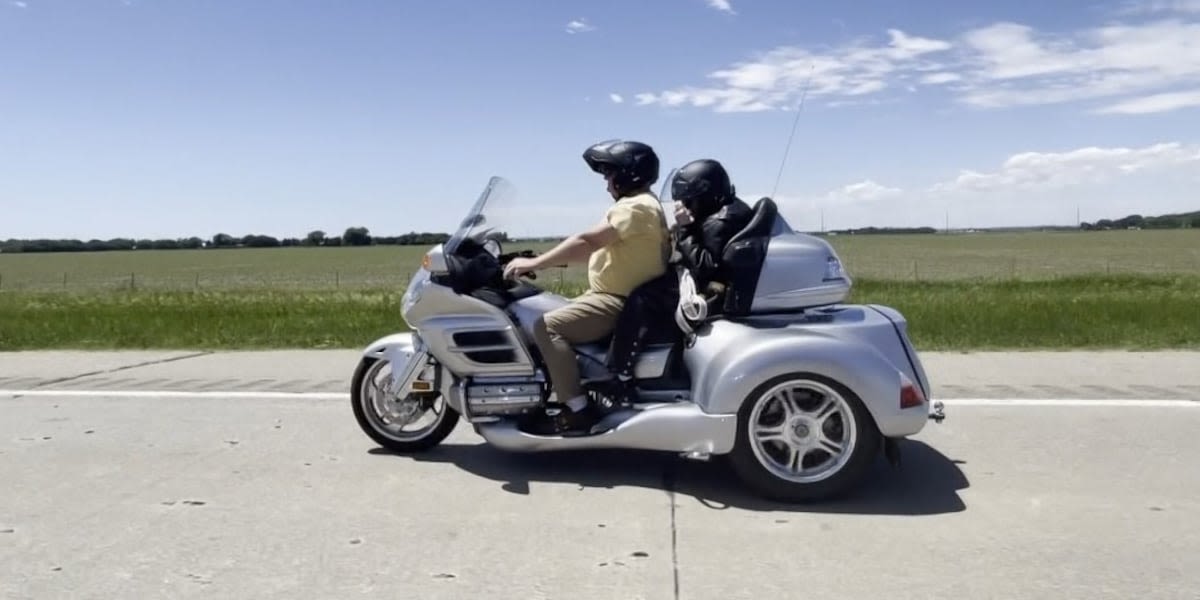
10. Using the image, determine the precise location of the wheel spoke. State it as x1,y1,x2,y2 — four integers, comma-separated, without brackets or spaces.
776,389,803,419
813,397,838,421
817,434,843,456
754,423,787,445
786,447,801,473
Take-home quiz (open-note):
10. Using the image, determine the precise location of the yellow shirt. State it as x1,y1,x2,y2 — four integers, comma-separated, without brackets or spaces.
587,192,670,297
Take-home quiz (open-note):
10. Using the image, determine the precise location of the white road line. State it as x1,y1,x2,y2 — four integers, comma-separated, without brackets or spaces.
0,389,346,400
942,398,1196,408
0,389,1196,407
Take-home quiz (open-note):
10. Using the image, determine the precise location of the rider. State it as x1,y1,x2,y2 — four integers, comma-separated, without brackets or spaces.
503,140,670,433
670,158,754,312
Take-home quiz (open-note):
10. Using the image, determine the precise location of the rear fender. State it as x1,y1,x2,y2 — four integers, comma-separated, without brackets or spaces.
696,330,927,438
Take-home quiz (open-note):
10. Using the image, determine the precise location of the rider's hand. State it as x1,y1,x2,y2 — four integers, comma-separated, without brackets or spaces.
674,202,694,227
503,256,539,280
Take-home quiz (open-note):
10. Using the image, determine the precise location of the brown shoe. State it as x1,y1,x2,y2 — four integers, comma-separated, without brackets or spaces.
522,403,600,436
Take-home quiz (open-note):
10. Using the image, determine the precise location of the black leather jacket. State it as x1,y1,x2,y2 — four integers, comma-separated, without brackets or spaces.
672,198,754,293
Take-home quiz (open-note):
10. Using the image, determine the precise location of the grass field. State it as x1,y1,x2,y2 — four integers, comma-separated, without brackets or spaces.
1,229,1197,292
1,230,1198,351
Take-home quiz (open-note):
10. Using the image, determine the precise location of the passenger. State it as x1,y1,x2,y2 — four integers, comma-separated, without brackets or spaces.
503,139,670,434
669,159,754,312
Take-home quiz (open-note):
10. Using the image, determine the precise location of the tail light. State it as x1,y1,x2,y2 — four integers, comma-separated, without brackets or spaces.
900,372,926,409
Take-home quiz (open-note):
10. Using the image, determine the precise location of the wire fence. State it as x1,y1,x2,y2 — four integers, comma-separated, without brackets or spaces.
2,256,1198,293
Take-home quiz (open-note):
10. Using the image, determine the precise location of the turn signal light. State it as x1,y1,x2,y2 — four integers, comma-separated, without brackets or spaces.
421,253,432,270
900,373,926,409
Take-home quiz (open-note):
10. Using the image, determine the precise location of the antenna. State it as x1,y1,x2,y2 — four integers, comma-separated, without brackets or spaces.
770,64,816,200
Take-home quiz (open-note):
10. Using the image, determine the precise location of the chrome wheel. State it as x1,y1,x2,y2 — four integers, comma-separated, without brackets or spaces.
359,357,448,443
747,379,857,484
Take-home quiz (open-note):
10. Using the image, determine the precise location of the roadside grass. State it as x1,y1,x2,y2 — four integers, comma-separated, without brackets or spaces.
2,275,1197,351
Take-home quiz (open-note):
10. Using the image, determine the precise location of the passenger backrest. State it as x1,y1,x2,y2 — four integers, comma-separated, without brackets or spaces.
720,197,778,315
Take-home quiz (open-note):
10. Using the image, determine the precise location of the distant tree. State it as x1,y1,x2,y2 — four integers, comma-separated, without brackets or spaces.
305,230,326,246
343,227,371,246
212,233,236,247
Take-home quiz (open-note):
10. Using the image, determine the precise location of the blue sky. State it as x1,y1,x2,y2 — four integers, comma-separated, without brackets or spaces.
3,0,1199,239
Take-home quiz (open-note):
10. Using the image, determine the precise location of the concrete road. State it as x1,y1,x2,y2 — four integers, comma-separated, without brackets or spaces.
2,351,1199,599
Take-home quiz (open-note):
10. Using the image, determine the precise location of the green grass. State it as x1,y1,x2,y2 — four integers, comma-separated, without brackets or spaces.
2,275,1197,351
1,229,1197,292
1,230,1197,350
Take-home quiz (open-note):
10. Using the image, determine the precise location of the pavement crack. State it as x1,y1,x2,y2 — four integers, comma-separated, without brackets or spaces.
662,465,680,600
32,352,212,389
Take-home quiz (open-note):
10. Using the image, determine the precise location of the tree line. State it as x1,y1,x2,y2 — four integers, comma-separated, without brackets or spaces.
0,227,457,254
1079,211,1199,231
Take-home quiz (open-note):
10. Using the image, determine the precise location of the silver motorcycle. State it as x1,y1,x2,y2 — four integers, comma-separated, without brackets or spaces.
351,174,945,502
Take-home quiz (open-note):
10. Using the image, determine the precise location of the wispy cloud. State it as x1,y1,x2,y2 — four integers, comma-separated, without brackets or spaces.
10,1,28,8
1094,88,1200,114
928,142,1200,194
632,15,1200,115
634,29,951,113
768,141,1200,229
565,18,595,34
1115,0,1200,14
609,93,624,104
705,0,736,14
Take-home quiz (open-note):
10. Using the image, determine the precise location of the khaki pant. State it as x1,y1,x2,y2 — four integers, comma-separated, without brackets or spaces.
532,292,625,402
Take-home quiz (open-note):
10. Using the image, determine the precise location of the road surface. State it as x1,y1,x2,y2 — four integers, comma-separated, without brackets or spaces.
2,350,1198,599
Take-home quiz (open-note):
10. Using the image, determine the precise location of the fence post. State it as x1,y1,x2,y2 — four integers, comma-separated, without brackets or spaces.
912,260,919,281
336,270,340,289
130,272,136,290
63,272,67,289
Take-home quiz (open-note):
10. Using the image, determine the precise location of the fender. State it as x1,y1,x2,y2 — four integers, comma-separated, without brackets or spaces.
361,332,424,390
695,327,927,438
362,332,414,357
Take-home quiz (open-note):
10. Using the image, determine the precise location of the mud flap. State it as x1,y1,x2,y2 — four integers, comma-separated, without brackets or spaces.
883,436,902,469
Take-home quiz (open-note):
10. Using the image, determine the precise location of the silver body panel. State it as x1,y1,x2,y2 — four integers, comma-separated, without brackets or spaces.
475,403,736,454
750,216,851,312
363,215,935,453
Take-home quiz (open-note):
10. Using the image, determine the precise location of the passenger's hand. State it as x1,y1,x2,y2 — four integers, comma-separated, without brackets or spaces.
674,202,694,226
503,256,539,280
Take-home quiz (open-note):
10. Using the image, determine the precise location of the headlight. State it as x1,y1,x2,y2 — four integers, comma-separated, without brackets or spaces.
402,269,430,315
823,256,845,282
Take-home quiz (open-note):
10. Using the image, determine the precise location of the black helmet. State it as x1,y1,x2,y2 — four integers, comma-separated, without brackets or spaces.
583,139,660,197
671,159,734,219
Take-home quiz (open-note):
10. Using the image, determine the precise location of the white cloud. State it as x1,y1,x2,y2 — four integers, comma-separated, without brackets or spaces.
1116,0,1200,14
10,1,28,7
1094,88,1200,113
634,29,952,112
565,18,595,34
705,0,736,14
928,142,1200,194
608,93,624,104
769,141,1200,230
634,16,1200,115
955,19,1200,110
921,72,962,84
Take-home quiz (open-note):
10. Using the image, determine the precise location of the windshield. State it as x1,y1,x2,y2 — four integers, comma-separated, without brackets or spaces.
444,176,520,256
658,167,679,229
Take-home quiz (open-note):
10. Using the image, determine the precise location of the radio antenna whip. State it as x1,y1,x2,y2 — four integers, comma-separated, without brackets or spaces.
770,63,815,200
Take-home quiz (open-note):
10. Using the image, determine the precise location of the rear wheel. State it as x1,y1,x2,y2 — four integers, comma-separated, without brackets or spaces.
728,373,879,503
350,356,459,453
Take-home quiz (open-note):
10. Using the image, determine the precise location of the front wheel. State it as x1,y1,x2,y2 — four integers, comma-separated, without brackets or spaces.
350,356,459,453
727,373,880,503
